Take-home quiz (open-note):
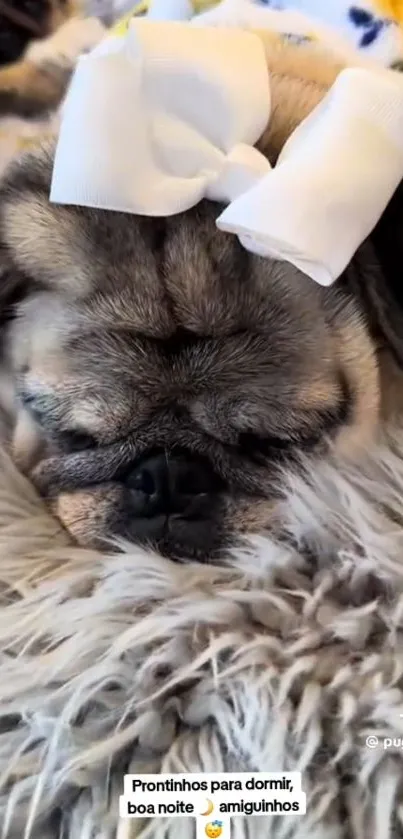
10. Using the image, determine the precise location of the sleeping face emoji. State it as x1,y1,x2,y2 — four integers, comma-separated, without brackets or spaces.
205,822,223,838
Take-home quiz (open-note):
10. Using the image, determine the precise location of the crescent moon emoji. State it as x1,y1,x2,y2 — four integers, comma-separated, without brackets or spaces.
200,799,214,817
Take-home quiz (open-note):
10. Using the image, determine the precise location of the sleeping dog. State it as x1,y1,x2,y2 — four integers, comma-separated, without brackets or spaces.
0,36,402,561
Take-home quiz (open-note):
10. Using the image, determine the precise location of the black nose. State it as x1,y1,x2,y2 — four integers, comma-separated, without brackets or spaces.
125,450,220,518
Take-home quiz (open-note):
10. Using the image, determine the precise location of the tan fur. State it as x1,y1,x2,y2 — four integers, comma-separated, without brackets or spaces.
0,0,85,118
332,319,380,457
2,197,98,294
379,348,403,421
0,60,67,111
255,31,346,161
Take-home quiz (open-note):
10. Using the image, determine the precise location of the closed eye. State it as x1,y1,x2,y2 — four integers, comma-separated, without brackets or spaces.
238,432,293,462
236,373,351,463
237,423,331,462
58,430,98,452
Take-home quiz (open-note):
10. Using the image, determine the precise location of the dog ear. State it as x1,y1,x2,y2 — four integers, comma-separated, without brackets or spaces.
348,181,403,369
0,142,175,339
0,141,97,306
0,154,43,330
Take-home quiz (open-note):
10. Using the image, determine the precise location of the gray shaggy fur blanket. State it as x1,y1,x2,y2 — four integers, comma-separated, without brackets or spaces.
1,428,403,839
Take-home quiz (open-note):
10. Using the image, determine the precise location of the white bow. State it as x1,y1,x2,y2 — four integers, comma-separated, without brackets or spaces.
50,19,403,287
50,22,271,216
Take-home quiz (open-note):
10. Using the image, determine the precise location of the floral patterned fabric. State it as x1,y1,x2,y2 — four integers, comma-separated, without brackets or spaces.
130,0,403,66
282,0,403,65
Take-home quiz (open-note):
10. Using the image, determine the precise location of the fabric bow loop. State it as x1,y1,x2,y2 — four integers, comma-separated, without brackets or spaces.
50,22,271,215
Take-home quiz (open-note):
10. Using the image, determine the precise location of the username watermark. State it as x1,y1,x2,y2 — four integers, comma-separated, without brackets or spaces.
366,735,403,750
119,772,306,838
365,714,403,750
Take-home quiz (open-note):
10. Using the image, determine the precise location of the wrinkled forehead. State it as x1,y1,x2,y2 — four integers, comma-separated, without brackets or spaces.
1,166,320,341
9,194,328,404
71,199,295,339
74,202,323,344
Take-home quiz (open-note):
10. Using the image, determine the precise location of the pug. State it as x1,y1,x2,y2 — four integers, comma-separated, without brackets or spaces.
0,36,401,562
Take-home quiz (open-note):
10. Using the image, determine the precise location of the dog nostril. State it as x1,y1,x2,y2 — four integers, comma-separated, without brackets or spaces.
124,449,221,519
175,466,211,496
127,468,156,497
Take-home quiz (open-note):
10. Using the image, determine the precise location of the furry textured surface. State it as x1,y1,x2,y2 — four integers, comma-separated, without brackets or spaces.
1,426,403,839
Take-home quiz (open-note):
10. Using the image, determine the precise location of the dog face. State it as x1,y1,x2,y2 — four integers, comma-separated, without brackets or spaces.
0,147,381,560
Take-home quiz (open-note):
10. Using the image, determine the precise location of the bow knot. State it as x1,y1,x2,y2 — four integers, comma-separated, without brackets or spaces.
205,142,271,203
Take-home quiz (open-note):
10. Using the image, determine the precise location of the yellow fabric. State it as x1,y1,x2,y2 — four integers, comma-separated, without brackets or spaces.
113,1,219,34
119,0,403,26
124,0,217,17
374,0,403,23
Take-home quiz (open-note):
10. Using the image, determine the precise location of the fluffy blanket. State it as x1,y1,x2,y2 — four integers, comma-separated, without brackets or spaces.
132,0,403,65
1,432,403,839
